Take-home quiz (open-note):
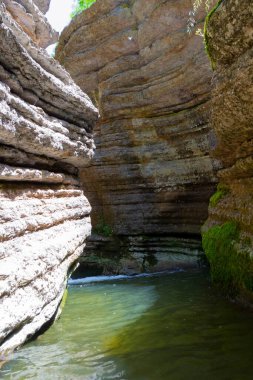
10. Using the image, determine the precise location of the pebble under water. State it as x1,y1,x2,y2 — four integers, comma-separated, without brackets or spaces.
1,270,253,380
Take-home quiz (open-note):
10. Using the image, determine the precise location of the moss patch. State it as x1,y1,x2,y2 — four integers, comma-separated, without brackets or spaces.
209,183,229,207
93,218,113,237
58,288,68,315
202,222,253,297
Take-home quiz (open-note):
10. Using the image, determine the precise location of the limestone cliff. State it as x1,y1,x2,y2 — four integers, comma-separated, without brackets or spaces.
56,0,217,270
0,1,98,354
202,0,253,303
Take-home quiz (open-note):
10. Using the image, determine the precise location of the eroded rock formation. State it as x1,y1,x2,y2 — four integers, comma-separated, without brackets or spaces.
0,1,97,353
3,0,58,47
57,0,217,269
33,0,50,14
202,0,253,303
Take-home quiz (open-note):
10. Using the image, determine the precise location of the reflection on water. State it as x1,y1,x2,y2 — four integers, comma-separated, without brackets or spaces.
1,270,253,380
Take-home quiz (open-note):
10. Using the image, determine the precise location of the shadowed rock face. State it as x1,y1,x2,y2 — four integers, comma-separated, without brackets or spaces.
0,2,98,354
202,0,253,303
56,0,217,238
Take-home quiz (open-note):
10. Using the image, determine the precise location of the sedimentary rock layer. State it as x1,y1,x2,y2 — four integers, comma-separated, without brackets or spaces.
2,0,58,48
0,1,97,353
75,234,205,277
202,0,253,303
57,0,217,237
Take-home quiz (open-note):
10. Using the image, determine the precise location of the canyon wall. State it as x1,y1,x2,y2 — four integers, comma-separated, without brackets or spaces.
202,0,253,303
0,1,98,354
57,0,217,271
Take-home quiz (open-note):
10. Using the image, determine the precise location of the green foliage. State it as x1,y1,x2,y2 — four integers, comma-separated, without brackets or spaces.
209,183,229,207
187,0,216,34
202,222,253,296
71,0,97,18
93,217,113,237
192,0,213,13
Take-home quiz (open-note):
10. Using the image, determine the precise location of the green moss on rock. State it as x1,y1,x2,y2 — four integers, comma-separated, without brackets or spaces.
204,0,223,69
202,222,253,297
93,217,113,237
209,183,229,207
59,288,68,314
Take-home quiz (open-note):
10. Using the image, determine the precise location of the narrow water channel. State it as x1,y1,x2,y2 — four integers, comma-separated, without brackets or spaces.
1,270,253,379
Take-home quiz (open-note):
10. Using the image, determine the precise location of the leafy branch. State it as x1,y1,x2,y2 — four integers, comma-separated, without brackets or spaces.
71,0,97,18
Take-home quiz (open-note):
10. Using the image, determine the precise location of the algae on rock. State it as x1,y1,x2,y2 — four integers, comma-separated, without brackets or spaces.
202,0,253,304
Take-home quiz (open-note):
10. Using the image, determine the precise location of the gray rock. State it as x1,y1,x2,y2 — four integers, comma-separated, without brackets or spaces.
33,0,50,14
0,1,97,354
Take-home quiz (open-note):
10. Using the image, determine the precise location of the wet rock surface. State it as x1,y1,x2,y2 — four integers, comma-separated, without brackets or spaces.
74,234,206,277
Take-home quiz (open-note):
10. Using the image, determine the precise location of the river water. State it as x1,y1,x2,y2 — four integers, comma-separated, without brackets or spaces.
1,270,253,379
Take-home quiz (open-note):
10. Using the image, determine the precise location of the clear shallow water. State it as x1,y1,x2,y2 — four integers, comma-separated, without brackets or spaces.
1,270,253,380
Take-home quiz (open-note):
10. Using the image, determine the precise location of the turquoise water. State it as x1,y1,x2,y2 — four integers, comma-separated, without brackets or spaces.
1,270,253,379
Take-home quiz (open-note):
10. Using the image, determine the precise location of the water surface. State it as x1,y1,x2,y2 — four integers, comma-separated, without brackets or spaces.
1,270,253,379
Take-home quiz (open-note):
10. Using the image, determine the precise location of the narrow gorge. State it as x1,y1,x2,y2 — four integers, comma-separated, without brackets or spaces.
0,0,253,373
57,0,218,274
56,0,253,300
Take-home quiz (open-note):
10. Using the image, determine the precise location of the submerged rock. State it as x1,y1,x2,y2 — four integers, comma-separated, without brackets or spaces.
0,1,98,354
202,0,253,304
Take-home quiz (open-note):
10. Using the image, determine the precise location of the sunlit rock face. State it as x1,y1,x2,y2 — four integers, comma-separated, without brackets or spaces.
2,0,57,48
0,1,98,354
202,0,253,303
57,0,217,238
33,0,51,14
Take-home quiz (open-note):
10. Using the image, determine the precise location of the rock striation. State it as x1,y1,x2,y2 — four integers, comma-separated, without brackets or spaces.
57,0,217,268
202,0,253,303
0,1,98,354
3,0,58,48
73,234,205,277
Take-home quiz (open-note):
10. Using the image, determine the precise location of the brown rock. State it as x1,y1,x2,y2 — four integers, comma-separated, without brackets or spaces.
57,0,217,238
202,0,253,303
3,0,58,47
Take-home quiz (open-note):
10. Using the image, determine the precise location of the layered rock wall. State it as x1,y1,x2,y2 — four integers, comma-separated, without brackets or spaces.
57,0,217,239
0,1,97,353
202,0,253,303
